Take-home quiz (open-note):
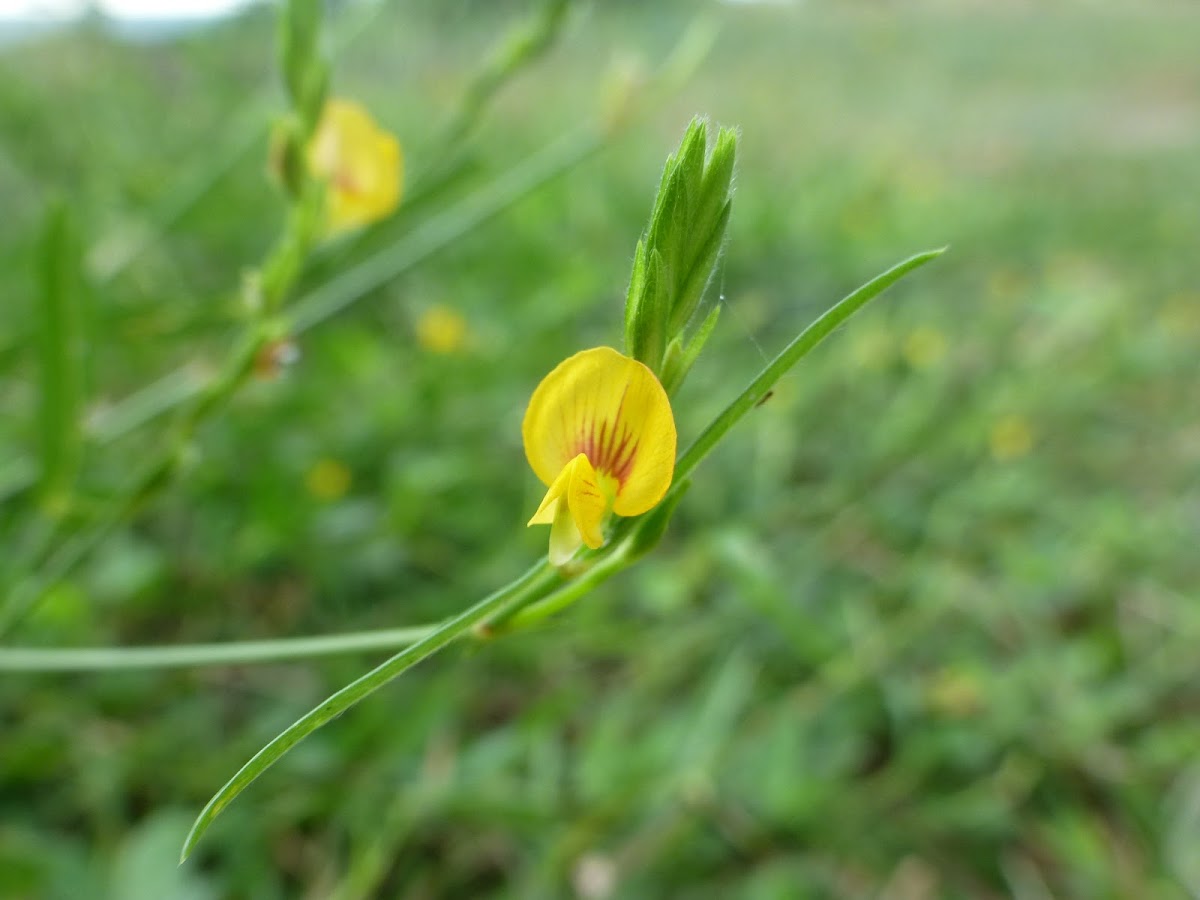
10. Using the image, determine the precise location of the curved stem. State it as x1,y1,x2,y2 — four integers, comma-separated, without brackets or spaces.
500,543,632,632
181,558,560,860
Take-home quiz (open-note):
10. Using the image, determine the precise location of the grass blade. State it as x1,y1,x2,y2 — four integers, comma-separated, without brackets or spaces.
35,202,87,510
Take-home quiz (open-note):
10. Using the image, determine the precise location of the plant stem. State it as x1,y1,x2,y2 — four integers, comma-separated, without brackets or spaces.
0,625,441,673
500,543,632,631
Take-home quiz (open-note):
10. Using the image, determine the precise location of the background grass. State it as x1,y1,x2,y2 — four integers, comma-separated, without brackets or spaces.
2,1,1199,897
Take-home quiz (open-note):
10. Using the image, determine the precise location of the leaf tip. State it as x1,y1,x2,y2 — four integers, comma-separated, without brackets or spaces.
179,806,210,863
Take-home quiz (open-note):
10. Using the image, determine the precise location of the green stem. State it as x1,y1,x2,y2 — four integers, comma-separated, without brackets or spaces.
438,0,570,149
502,543,632,631
180,558,559,861
0,625,439,673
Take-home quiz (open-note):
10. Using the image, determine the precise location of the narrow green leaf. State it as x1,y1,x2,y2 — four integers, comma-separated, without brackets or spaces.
647,163,683,268
646,151,676,241
661,303,721,395
695,126,737,233
644,248,669,369
35,201,86,511
181,561,560,861
675,117,709,208
671,199,731,334
626,245,668,371
671,248,947,487
623,238,647,354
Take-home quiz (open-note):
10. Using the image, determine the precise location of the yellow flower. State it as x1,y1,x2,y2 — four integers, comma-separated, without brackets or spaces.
307,99,403,234
416,305,468,354
523,347,676,565
926,666,983,718
990,415,1034,462
305,458,352,501
902,326,947,369
851,329,894,369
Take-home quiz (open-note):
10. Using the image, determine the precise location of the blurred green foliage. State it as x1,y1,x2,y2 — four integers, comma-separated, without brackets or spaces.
2,2,1199,898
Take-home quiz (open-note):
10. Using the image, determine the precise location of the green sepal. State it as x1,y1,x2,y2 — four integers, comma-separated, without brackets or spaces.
661,303,721,396
626,247,669,373
669,198,731,336
696,127,737,236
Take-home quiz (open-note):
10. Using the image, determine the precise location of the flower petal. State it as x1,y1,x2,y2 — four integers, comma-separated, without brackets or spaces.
527,458,573,526
549,453,609,564
522,347,676,519
308,99,403,234
548,498,582,566
528,453,607,561
563,453,607,549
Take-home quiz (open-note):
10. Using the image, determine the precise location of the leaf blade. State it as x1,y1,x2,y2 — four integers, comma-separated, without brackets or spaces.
35,201,86,510
180,560,558,861
673,247,947,485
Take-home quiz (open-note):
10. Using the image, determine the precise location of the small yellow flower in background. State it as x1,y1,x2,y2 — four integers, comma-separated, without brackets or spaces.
599,54,645,134
523,347,676,566
896,158,943,203
305,458,352,501
851,329,894,370
987,269,1027,301
990,415,1034,462
926,667,983,718
307,99,403,235
416,305,468,354
1159,292,1200,335
902,326,947,369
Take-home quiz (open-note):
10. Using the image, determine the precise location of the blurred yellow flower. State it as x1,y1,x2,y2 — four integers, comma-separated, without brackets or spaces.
599,55,645,134
902,326,947,369
990,415,1034,462
1159,292,1200,335
987,269,1027,300
851,329,893,369
416,305,468,354
523,347,676,565
307,99,403,234
896,159,943,202
305,458,352,501
926,667,983,718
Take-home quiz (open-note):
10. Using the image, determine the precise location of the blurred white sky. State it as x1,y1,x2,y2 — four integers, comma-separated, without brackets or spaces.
0,0,254,21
